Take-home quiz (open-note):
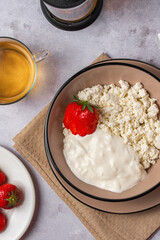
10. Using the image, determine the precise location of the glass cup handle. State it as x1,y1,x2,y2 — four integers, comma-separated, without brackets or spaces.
33,50,49,63
155,33,160,49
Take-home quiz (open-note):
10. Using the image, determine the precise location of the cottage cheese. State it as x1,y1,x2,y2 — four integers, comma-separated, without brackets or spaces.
78,80,160,169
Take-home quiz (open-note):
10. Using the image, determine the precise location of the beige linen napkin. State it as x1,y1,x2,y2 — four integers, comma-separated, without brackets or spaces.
13,54,160,240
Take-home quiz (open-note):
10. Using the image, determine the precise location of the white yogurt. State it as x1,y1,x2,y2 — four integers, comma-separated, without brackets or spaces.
63,128,147,193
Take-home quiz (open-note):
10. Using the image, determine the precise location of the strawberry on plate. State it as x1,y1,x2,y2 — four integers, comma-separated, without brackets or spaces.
0,171,6,185
63,96,99,137
0,212,6,232
0,184,22,209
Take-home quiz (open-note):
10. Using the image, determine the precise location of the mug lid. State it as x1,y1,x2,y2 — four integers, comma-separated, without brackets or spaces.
43,0,86,8
40,0,103,31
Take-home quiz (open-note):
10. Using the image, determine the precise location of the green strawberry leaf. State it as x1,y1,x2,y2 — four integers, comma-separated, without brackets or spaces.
87,105,93,113
91,104,101,109
73,95,79,101
73,95,100,113
82,105,86,111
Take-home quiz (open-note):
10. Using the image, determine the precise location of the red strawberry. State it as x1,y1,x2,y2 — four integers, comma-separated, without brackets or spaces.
0,212,6,232
0,184,22,209
63,96,99,136
0,171,6,185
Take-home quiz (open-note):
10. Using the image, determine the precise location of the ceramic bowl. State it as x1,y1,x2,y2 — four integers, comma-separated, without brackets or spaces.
45,61,160,202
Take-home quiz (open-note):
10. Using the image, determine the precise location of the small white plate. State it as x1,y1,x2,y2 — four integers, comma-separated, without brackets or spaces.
0,146,35,240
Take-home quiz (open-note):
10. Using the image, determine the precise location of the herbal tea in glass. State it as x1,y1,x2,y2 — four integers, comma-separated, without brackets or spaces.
0,39,36,104
0,37,48,104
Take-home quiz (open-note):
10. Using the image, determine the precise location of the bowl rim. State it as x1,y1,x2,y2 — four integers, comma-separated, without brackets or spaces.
45,144,160,213
44,60,160,202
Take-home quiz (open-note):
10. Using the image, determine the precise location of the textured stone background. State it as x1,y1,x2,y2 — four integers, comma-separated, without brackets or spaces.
0,0,160,239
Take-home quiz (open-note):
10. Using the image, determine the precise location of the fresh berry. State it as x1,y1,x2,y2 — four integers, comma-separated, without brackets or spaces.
0,212,6,232
0,171,6,185
63,96,99,136
0,184,22,209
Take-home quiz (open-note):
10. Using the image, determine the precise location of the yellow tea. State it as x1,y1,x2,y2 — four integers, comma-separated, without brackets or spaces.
0,40,36,104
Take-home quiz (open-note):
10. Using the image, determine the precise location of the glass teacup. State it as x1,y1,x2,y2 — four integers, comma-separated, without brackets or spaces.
0,37,49,104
